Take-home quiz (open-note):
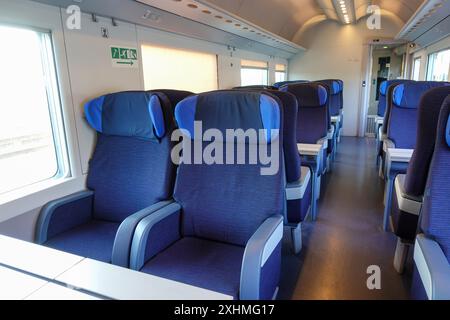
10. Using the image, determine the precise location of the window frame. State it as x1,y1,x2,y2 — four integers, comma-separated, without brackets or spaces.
240,59,269,86
411,57,421,81
0,24,70,196
426,47,450,81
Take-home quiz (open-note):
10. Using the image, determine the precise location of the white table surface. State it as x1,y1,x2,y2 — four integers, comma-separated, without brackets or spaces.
56,259,233,300
25,283,99,300
0,265,47,300
0,235,84,280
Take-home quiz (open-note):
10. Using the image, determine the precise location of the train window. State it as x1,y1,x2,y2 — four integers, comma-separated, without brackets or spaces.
426,49,450,81
0,25,69,195
141,44,218,93
275,64,287,83
240,59,268,86
411,57,421,81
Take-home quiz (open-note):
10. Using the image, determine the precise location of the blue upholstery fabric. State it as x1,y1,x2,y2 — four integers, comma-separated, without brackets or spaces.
43,192,94,241
141,237,244,299
411,265,428,300
147,89,193,113
421,96,450,263
388,82,450,149
174,91,285,247
45,220,120,262
393,82,449,109
391,184,419,241
233,85,278,90
148,95,165,138
282,83,329,144
274,80,309,89
264,90,301,183
85,92,155,141
286,179,312,223
87,134,176,222
404,87,450,196
259,243,281,300
378,80,410,117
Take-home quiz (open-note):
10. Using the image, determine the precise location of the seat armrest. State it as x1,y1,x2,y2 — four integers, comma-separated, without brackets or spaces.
240,215,283,300
327,126,335,140
383,139,396,153
414,234,450,300
386,148,414,163
111,200,174,268
297,143,323,157
129,202,182,271
394,175,422,216
331,116,340,124
317,136,328,149
35,191,94,244
380,133,388,143
286,167,311,201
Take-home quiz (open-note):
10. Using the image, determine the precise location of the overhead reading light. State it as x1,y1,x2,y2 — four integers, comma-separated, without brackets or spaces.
333,0,354,25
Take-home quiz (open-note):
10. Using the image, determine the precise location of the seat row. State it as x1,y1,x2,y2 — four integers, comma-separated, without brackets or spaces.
34,79,344,300
375,80,450,299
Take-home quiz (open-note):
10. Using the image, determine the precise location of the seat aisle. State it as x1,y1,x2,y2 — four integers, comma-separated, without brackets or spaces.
279,137,411,300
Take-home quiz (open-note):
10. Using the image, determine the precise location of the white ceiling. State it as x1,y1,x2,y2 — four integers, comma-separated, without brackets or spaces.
203,0,425,41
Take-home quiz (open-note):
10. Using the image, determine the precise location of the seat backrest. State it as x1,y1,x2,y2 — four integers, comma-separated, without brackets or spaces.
318,79,341,117
381,80,413,135
264,90,302,183
388,81,449,149
378,80,408,117
84,91,179,223
174,90,285,247
280,83,328,144
231,88,302,184
404,87,450,197
147,89,193,114
273,80,309,89
420,95,450,262
233,85,278,90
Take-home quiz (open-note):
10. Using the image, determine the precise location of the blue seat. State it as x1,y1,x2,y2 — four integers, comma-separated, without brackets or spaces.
280,83,328,214
317,80,342,161
381,82,449,231
377,80,413,170
273,80,309,89
35,90,193,267
233,85,278,90
130,90,285,300
389,86,450,273
411,95,450,300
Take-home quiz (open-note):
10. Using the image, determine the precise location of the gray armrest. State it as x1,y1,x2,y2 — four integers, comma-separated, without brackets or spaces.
240,215,284,300
394,175,422,216
316,136,328,149
35,191,94,244
112,200,174,268
414,234,450,300
130,202,182,271
286,167,311,201
383,139,396,153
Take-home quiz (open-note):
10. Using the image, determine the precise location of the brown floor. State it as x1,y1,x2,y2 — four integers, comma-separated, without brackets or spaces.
279,137,412,300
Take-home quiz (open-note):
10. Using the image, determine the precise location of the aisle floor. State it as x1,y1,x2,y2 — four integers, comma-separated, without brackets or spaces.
279,137,412,300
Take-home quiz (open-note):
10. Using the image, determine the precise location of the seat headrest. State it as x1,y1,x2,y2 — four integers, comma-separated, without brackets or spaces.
393,82,450,109
273,80,309,88
380,79,411,96
84,91,167,140
280,83,327,107
447,112,450,148
319,80,341,94
175,91,280,144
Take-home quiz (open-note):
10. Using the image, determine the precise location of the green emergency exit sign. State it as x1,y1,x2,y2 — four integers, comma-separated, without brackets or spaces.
110,46,138,68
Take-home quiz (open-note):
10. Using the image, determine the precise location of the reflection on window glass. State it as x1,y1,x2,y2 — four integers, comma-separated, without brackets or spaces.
0,25,67,195
427,49,450,81
141,44,218,93
412,58,421,81
241,59,268,86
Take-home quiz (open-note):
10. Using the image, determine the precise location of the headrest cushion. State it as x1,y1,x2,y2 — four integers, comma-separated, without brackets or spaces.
393,82,450,109
84,91,167,140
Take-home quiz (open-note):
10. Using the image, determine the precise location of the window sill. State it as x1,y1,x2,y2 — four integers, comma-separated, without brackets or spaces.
0,176,86,224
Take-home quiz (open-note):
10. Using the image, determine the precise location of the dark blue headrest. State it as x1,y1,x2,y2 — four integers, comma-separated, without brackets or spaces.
393,82,450,109
84,91,167,140
281,83,327,107
175,91,280,144
380,81,388,96
273,80,309,89
380,79,412,96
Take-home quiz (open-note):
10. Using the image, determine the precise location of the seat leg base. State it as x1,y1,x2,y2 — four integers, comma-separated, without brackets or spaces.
290,224,302,254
